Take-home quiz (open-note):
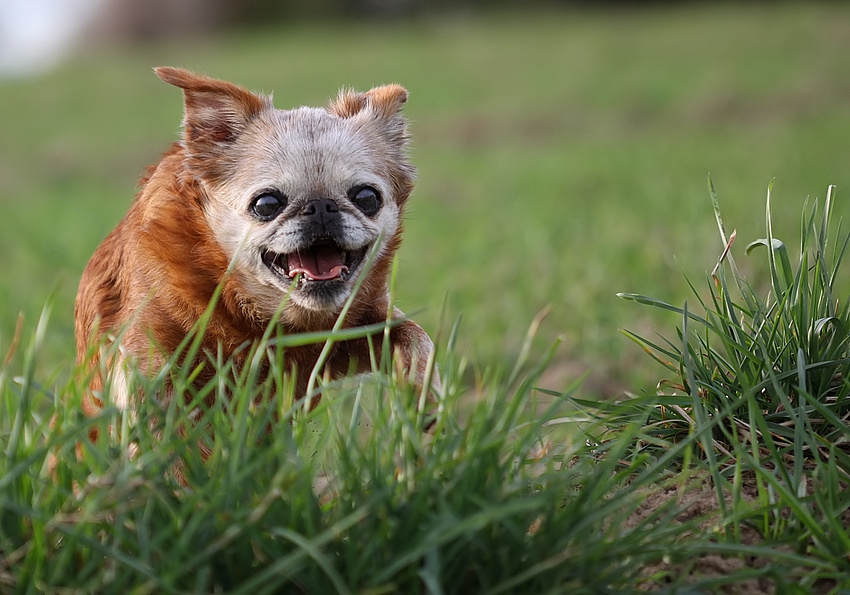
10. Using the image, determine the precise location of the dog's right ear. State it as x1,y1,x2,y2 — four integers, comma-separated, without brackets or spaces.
328,84,409,147
155,67,271,178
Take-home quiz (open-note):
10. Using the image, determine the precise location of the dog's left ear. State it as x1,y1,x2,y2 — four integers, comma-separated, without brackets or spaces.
329,84,409,145
364,84,408,118
155,67,271,177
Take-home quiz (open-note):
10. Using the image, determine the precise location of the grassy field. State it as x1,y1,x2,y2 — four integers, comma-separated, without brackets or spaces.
3,4,850,392
3,4,850,591
3,177,850,591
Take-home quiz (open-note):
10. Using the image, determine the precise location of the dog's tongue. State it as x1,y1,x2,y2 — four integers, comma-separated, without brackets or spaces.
288,245,348,281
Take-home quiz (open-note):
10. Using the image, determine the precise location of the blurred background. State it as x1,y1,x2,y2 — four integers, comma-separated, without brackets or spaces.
1,0,850,397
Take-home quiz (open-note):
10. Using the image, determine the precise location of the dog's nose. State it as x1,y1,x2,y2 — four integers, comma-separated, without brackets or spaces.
301,198,342,239
301,199,339,216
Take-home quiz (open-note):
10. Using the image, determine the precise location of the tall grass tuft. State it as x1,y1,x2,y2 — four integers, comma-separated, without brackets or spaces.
620,182,850,463
619,181,850,588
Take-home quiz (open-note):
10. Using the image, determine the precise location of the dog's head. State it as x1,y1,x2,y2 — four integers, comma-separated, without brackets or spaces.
155,67,415,318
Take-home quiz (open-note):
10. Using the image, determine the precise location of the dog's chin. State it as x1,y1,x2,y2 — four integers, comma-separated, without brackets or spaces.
261,241,370,312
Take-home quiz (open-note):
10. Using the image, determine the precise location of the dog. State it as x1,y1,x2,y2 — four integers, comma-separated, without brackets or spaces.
74,67,438,437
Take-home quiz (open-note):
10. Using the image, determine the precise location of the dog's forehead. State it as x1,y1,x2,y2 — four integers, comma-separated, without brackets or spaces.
279,105,347,129
231,106,386,185
214,104,402,204
272,106,373,154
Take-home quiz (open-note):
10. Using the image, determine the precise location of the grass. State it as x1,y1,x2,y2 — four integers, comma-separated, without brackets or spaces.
3,3,850,392
620,181,850,453
2,182,850,591
617,182,850,589
0,300,689,592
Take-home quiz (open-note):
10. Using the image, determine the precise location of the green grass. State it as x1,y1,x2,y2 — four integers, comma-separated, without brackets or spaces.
3,3,850,392
0,298,688,592
3,181,850,590
621,181,850,451
612,182,850,590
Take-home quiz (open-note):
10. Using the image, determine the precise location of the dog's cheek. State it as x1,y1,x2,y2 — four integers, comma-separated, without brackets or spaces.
336,213,375,249
375,201,401,241
202,197,254,261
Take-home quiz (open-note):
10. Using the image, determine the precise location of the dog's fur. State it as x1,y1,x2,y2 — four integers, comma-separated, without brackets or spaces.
75,67,436,430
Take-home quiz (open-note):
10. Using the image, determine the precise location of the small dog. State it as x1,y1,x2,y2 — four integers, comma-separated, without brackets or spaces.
75,67,437,431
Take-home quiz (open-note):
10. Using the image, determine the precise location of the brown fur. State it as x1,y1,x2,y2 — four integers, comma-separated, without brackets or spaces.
75,68,437,439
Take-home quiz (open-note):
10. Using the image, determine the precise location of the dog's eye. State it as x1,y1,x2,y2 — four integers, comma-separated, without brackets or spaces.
251,192,286,220
349,186,382,217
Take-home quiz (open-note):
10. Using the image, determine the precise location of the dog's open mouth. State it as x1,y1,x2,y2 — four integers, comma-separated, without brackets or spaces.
262,241,368,284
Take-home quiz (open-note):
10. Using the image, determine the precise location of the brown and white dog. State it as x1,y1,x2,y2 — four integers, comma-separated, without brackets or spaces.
75,67,437,434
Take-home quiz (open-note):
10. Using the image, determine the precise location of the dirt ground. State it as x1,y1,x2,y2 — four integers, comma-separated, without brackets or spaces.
624,471,842,594
628,473,773,593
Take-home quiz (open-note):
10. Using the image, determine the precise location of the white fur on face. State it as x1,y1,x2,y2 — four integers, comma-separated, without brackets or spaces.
201,106,403,316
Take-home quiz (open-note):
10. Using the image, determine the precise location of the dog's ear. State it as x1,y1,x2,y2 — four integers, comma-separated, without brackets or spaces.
329,84,409,145
155,67,271,178
364,84,408,119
